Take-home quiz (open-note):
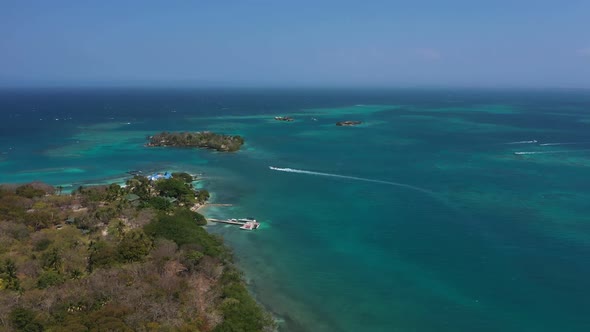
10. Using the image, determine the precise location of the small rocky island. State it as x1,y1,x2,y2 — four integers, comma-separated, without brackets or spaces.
147,131,244,152
336,120,363,126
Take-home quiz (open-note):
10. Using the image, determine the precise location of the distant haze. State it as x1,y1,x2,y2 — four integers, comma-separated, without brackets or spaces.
1,0,589,88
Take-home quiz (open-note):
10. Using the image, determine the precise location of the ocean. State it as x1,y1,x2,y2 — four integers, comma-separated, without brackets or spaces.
1,88,589,331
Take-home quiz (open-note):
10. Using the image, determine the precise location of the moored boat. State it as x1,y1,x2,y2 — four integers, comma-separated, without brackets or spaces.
239,221,260,230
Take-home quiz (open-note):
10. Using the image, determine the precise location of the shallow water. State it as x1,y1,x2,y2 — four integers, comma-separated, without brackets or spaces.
1,88,589,331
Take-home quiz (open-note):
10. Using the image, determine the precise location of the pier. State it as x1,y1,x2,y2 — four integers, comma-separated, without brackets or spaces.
208,218,261,230
208,218,244,225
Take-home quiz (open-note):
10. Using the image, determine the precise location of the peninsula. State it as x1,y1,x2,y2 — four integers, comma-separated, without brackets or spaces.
147,131,244,152
0,175,273,331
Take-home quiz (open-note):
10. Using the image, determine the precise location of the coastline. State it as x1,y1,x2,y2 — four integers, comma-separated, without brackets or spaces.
0,174,275,331
195,203,233,212
2,91,589,332
191,183,285,327
189,175,282,327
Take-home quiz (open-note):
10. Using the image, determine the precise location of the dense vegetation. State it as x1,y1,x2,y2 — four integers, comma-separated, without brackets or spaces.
0,176,273,331
147,132,245,152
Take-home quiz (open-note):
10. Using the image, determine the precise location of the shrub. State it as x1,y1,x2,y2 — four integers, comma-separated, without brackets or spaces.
23,210,56,230
196,190,210,204
36,270,65,289
172,172,194,183
87,241,117,271
154,178,194,203
0,222,30,240
214,282,272,332
41,247,63,272
10,308,43,331
15,184,46,198
79,186,108,202
181,250,204,272
117,229,153,263
144,210,223,257
146,196,173,211
1,259,21,291
33,238,52,252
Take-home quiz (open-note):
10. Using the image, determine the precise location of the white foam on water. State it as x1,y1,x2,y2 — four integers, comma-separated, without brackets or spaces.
506,140,537,144
514,149,590,155
268,166,465,215
269,166,433,195
539,142,590,146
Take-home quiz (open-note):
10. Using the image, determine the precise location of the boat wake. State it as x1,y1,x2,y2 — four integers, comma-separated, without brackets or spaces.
269,166,466,215
514,149,590,155
269,166,433,195
506,140,537,144
539,142,590,146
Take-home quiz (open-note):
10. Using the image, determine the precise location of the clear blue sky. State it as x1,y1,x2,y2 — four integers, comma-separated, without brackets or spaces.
1,0,589,88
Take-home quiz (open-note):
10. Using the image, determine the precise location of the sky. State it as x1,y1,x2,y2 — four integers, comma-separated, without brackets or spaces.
1,0,589,88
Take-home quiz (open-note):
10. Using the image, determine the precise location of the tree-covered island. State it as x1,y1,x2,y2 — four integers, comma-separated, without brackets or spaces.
0,173,274,331
146,132,245,152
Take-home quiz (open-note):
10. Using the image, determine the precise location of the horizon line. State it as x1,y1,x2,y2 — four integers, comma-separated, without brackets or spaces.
0,83,589,91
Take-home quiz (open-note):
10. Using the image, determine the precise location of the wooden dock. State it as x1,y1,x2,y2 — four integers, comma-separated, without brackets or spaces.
208,218,261,230
208,218,246,225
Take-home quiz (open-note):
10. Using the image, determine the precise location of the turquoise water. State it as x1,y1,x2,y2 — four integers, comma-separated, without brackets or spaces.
1,88,590,331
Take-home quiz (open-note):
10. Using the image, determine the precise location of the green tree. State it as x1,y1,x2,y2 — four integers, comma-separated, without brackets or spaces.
15,184,46,198
181,250,204,272
33,238,52,251
10,308,43,332
172,172,194,183
79,186,107,202
106,183,122,201
41,247,63,272
87,241,117,272
126,176,151,200
1,259,21,291
196,189,210,204
154,178,193,202
146,196,173,211
117,229,153,263
24,210,55,230
144,210,222,256
94,206,118,224
36,270,65,289
108,219,126,239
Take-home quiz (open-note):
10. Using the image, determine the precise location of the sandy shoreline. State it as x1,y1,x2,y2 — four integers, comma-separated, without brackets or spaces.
193,202,233,214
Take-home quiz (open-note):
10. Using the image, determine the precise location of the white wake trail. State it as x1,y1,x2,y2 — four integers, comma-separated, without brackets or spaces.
539,142,590,146
506,140,537,144
269,166,468,215
514,149,590,155
269,166,434,195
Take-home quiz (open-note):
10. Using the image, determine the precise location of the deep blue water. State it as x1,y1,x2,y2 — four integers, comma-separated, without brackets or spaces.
1,88,590,331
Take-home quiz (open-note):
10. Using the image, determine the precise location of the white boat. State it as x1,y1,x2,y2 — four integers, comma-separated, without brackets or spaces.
238,217,257,223
239,221,260,230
